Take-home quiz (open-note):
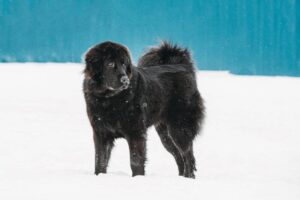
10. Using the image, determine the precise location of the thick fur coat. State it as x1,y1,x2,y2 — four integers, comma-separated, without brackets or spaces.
83,41,205,178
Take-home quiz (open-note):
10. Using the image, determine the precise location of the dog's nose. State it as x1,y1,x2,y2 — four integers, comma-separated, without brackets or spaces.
120,76,130,85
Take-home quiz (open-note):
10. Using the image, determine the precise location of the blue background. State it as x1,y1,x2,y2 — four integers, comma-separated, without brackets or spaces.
0,0,299,76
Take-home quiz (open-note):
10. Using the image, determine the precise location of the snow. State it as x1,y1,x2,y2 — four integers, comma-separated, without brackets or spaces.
0,63,300,200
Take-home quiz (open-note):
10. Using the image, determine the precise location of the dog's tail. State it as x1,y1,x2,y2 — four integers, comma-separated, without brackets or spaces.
137,41,195,72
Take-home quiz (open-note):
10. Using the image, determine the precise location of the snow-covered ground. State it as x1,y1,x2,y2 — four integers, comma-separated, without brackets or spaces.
0,63,300,200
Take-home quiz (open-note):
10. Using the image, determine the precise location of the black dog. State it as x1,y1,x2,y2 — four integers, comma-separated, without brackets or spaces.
83,41,205,178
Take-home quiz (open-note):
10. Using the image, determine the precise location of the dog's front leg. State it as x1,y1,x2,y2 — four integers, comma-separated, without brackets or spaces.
93,131,114,175
127,135,146,176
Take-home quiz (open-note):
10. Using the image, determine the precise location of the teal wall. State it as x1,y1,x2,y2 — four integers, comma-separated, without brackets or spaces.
0,0,299,76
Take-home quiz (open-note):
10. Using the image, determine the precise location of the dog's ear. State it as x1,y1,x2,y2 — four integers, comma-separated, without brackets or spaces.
83,64,91,76
83,51,99,76
83,56,92,76
126,64,132,79
85,51,99,64
121,46,133,79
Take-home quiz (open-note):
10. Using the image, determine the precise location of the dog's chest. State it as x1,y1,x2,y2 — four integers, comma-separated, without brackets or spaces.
91,98,144,130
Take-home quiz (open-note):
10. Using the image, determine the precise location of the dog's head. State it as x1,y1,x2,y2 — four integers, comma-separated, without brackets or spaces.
84,41,133,97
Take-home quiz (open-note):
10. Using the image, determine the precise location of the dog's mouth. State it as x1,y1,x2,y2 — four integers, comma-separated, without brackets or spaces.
102,84,129,98
106,84,129,91
84,78,130,98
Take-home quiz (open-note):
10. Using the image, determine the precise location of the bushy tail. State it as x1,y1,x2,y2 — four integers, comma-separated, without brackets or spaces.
137,41,194,71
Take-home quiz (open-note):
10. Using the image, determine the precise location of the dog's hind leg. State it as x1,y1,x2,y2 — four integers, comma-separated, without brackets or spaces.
155,122,185,176
93,132,114,175
167,124,197,178
166,91,204,178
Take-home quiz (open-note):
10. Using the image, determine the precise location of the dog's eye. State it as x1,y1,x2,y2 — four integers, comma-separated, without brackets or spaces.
107,62,115,68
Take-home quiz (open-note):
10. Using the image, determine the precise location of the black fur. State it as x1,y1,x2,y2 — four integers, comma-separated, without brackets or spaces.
83,41,205,178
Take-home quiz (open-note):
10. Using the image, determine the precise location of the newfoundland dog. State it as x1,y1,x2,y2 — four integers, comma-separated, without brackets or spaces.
83,41,205,178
